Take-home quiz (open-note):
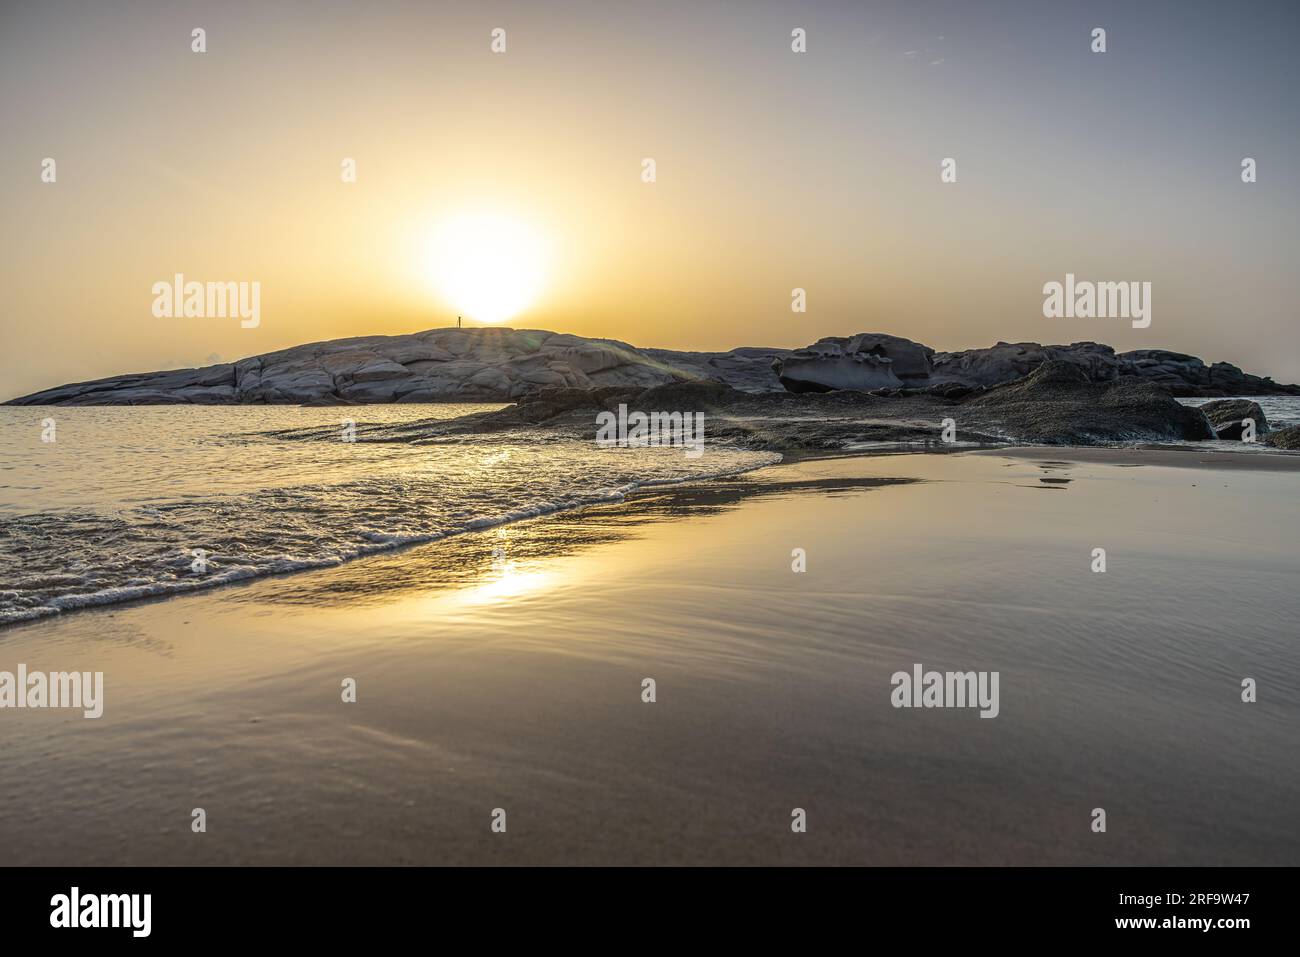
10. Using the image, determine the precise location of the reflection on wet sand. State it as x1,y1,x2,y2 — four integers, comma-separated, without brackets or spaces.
236,471,919,609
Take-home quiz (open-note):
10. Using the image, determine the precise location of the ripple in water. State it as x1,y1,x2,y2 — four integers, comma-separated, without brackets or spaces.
0,406,779,624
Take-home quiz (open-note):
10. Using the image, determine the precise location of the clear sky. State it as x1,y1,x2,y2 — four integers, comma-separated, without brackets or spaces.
2,0,1297,399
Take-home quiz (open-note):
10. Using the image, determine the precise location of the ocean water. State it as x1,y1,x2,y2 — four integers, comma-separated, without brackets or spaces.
3,395,1295,627
0,405,779,625
1178,394,1300,427
1178,395,1300,450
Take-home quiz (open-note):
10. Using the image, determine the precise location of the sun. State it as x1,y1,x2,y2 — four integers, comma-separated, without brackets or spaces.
426,212,549,324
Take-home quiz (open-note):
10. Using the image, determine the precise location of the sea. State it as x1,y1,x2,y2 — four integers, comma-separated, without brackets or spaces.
1,396,1296,626
0,404,778,625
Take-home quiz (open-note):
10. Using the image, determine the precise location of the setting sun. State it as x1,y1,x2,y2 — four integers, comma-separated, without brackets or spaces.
426,213,549,324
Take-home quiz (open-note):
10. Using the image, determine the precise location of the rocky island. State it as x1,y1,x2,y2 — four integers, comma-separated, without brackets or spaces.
8,327,1299,450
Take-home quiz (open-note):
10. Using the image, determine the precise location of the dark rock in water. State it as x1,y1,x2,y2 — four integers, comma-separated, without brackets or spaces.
1211,420,1254,441
773,333,933,393
1264,425,1300,450
960,361,1216,445
1198,399,1270,439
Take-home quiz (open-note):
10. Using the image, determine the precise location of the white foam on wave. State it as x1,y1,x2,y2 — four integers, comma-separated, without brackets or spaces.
3,449,783,626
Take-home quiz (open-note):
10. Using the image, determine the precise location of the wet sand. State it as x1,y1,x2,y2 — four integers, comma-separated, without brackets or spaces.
983,444,1300,471
1,450,1297,865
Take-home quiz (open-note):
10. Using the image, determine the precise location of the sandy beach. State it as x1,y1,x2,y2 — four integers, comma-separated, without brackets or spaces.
1,448,1296,866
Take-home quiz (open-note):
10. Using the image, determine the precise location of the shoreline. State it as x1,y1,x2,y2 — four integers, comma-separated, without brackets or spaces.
5,442,1299,632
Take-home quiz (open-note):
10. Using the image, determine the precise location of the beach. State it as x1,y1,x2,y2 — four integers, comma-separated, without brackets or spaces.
1,448,1297,866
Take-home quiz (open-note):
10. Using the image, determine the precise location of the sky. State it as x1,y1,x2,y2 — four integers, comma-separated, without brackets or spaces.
2,0,1298,399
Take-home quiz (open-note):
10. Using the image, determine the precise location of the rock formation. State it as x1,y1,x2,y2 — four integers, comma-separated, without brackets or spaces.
1265,425,1300,450
960,361,1217,445
775,338,1300,398
7,327,1297,406
1196,399,1270,440
7,329,722,406
774,334,934,393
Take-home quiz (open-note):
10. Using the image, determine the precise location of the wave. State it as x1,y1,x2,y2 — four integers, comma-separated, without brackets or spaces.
0,446,781,627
